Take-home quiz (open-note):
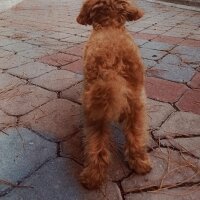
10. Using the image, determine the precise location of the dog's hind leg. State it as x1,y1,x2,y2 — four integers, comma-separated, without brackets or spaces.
122,88,152,174
80,121,111,189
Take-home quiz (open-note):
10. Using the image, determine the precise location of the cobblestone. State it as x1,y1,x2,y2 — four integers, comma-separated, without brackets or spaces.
153,112,200,139
0,127,56,193
1,158,122,200
31,69,83,92
20,99,81,141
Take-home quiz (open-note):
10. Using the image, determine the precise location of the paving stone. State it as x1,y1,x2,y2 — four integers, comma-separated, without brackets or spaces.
0,38,19,47
143,59,157,68
153,112,200,139
147,99,175,130
153,36,184,45
39,53,80,67
134,33,158,41
60,81,83,104
47,32,71,40
181,39,200,47
160,137,200,159
3,42,35,53
0,110,17,131
142,41,175,51
17,47,55,59
0,127,57,193
7,62,55,79
121,148,200,193
188,72,200,89
145,77,188,103
175,89,200,115
135,39,148,46
0,84,56,116
151,63,196,83
180,54,200,64
0,55,32,70
125,186,200,200
26,37,73,50
1,158,122,200
20,99,81,141
171,45,200,57
31,70,83,91
0,73,25,93
161,54,181,65
60,132,83,162
61,35,87,43
140,48,167,61
61,44,84,57
0,49,13,58
61,59,83,74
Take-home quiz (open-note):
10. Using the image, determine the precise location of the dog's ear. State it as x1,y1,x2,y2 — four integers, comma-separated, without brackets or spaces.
77,0,109,25
123,2,144,21
77,0,94,25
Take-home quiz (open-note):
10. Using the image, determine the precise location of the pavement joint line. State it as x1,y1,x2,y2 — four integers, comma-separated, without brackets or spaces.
144,0,200,12
0,157,56,198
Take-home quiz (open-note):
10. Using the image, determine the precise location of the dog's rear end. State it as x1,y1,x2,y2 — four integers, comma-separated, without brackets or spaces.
77,0,151,190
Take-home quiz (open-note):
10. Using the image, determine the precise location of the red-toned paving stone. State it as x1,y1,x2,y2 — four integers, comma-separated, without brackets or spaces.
176,89,200,115
188,72,200,89
39,53,79,67
61,44,84,57
145,77,188,103
153,35,184,45
61,59,83,74
180,39,200,47
132,32,158,40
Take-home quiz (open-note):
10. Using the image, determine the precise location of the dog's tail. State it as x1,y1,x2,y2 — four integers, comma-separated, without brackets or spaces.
84,76,132,122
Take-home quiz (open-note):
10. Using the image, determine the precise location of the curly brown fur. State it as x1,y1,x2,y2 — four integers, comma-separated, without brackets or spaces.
77,0,151,189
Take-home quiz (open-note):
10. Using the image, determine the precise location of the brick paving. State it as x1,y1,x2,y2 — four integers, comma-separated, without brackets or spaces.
0,0,200,199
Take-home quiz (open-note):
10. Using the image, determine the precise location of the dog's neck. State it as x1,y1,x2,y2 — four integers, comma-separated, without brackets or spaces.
93,21,125,31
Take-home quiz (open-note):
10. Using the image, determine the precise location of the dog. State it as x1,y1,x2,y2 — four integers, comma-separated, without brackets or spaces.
77,0,152,189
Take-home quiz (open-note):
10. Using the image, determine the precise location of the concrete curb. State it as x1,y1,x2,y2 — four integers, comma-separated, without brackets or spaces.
145,0,200,12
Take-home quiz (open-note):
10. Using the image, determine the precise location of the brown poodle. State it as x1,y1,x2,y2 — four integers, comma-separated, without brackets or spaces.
77,0,151,189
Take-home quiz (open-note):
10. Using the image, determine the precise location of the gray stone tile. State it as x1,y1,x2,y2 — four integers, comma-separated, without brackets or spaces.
20,99,81,141
0,73,25,92
0,127,56,193
0,84,56,116
142,41,175,51
7,62,55,79
60,81,83,104
0,49,13,58
0,110,17,131
0,55,32,70
140,48,167,61
147,99,175,130
151,63,195,83
17,47,55,59
1,158,122,200
121,148,200,193
161,54,181,65
171,46,200,57
31,70,83,92
153,112,200,139
160,137,200,158
0,38,19,47
3,42,35,53
125,186,200,200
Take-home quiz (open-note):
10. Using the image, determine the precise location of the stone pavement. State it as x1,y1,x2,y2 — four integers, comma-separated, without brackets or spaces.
0,0,200,199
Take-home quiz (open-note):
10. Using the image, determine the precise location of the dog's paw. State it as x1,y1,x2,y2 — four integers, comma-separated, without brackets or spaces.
79,167,105,190
128,156,152,174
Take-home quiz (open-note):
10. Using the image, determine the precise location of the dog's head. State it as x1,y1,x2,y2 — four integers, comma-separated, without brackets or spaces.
77,0,144,26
